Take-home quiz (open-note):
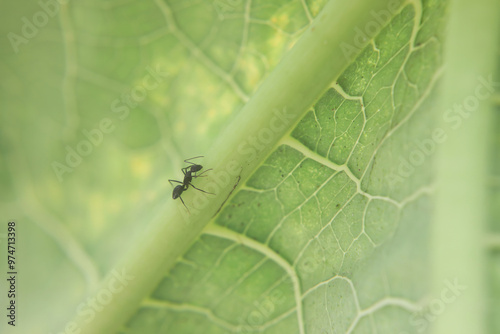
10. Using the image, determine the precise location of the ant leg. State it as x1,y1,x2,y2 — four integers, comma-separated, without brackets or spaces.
184,156,204,164
193,168,212,178
189,183,215,195
178,195,190,213
181,164,196,176
169,179,184,186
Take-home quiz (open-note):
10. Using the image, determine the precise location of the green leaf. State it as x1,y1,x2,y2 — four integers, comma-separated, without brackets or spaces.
2,0,497,333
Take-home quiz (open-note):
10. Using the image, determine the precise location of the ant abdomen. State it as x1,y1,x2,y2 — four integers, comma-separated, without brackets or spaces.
172,185,183,199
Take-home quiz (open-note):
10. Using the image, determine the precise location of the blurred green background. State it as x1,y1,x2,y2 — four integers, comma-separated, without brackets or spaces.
0,0,499,333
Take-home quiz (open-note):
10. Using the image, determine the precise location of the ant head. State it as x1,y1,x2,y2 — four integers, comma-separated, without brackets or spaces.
190,164,203,172
172,185,183,199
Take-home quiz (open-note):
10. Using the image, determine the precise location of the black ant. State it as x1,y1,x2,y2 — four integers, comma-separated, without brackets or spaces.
169,156,214,212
